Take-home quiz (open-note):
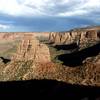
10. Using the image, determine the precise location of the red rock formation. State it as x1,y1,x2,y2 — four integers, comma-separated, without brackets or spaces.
49,28,100,48
12,33,51,63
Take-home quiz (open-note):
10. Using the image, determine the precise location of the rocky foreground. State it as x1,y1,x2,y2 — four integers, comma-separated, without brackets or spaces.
0,26,100,86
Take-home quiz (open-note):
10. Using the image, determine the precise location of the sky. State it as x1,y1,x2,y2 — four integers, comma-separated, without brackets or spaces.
0,0,100,32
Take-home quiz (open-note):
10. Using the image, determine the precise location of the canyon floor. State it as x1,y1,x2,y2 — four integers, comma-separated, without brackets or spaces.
0,28,100,98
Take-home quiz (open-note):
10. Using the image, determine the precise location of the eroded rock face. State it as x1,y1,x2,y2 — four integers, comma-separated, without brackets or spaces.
12,34,51,63
49,29,100,49
49,32,56,43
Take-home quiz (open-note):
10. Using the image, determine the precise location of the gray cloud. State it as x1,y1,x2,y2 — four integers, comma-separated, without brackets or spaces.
0,0,100,32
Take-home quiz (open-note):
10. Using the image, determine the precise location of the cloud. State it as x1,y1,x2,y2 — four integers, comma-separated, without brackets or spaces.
0,0,100,32
0,0,100,17
0,24,10,29
0,13,97,32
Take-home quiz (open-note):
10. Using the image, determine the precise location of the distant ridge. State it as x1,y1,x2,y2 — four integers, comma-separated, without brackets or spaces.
71,26,100,31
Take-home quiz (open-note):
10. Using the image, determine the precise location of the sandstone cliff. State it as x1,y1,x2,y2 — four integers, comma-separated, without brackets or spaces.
49,28,100,49
12,34,50,63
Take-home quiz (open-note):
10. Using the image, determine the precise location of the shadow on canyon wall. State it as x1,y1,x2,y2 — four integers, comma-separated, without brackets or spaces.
0,79,100,99
54,43,78,51
57,43,100,67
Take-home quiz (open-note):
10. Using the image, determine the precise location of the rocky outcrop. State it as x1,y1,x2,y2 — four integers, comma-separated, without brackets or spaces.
12,34,51,63
49,29,100,49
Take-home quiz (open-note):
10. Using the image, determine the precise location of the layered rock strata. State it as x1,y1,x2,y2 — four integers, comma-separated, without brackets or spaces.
12,34,51,63
49,29,100,49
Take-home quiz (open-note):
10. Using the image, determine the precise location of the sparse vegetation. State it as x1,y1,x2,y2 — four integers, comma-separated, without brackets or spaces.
14,60,33,80
0,40,20,58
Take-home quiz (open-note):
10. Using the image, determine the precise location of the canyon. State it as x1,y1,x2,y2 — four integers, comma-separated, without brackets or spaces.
0,26,100,87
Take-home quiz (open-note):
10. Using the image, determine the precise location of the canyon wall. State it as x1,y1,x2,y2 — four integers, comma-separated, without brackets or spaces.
49,28,100,49
0,32,49,40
